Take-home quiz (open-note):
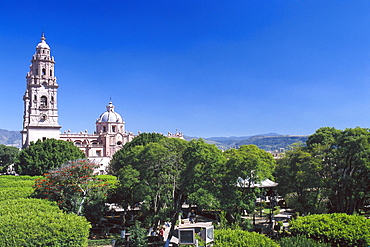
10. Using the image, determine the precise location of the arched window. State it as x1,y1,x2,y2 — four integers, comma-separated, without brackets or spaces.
103,126,106,132
40,96,47,107
50,69,52,76
34,95,37,101
42,68,46,75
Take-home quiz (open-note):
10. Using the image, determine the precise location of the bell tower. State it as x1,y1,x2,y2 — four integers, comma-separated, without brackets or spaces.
21,33,61,148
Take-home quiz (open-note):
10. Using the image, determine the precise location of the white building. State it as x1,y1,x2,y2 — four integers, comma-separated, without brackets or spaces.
21,34,183,174
21,33,61,147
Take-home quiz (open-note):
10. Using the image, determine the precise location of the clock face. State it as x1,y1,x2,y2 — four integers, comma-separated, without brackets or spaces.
40,114,47,122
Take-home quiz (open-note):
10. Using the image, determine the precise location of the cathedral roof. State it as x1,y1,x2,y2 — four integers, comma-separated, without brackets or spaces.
36,33,50,49
96,102,124,123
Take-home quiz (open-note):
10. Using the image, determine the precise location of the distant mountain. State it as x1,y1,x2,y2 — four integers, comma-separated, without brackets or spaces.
0,129,22,148
1,128,307,152
184,134,308,151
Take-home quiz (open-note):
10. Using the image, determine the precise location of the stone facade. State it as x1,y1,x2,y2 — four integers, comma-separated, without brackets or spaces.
60,102,136,174
21,34,183,174
21,33,61,148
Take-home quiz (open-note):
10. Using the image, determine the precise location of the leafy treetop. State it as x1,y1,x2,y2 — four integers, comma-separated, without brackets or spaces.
16,139,86,175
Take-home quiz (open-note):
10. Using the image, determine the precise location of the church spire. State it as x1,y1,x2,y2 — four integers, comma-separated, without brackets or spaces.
21,34,61,148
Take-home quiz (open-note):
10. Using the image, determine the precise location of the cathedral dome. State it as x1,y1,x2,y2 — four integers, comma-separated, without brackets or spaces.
96,102,124,123
36,33,50,49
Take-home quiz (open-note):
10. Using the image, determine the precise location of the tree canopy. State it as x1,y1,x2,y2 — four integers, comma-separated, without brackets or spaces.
222,145,276,221
16,139,86,175
109,132,166,174
275,127,370,214
112,136,277,230
112,137,188,227
0,144,19,172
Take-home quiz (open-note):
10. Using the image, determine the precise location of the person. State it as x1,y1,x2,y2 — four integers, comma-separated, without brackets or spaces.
159,227,164,241
188,210,196,223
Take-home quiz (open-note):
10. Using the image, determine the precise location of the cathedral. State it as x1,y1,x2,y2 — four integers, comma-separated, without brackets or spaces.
21,34,183,174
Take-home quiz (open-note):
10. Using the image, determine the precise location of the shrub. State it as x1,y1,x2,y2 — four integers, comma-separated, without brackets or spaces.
33,160,108,218
290,213,370,247
97,174,119,188
128,221,147,247
0,187,34,201
0,175,42,201
279,235,330,247
0,198,91,246
214,229,279,247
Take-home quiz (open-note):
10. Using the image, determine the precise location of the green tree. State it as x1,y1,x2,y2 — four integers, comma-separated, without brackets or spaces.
222,145,276,223
113,137,188,227
181,139,226,210
306,127,370,214
16,139,86,175
127,221,148,247
275,143,328,214
109,132,166,174
0,144,19,172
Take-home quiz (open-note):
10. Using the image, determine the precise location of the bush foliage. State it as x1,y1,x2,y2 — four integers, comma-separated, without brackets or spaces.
213,229,279,247
0,175,42,201
290,213,370,247
33,160,109,221
279,235,330,247
0,198,91,246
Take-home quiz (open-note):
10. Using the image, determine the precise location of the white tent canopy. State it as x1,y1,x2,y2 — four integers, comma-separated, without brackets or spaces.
237,177,278,188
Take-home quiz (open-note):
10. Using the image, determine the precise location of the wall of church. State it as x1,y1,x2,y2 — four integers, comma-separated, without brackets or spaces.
26,128,61,146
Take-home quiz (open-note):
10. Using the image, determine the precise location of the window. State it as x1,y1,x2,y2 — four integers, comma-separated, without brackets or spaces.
42,68,46,75
96,150,101,157
40,96,47,107
35,68,38,75
75,142,81,147
50,69,52,76
112,126,116,132
103,126,106,132
34,95,37,101
42,137,47,142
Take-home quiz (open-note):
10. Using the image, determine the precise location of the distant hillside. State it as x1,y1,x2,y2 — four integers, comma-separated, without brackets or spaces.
0,129,22,148
1,128,307,151
234,135,308,151
184,134,308,151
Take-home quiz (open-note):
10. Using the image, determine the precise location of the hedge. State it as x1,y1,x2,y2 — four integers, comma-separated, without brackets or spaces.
0,175,42,201
279,235,330,247
0,198,91,246
214,229,279,247
290,213,370,247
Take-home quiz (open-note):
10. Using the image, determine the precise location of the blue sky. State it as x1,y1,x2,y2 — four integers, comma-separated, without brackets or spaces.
1,1,370,137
